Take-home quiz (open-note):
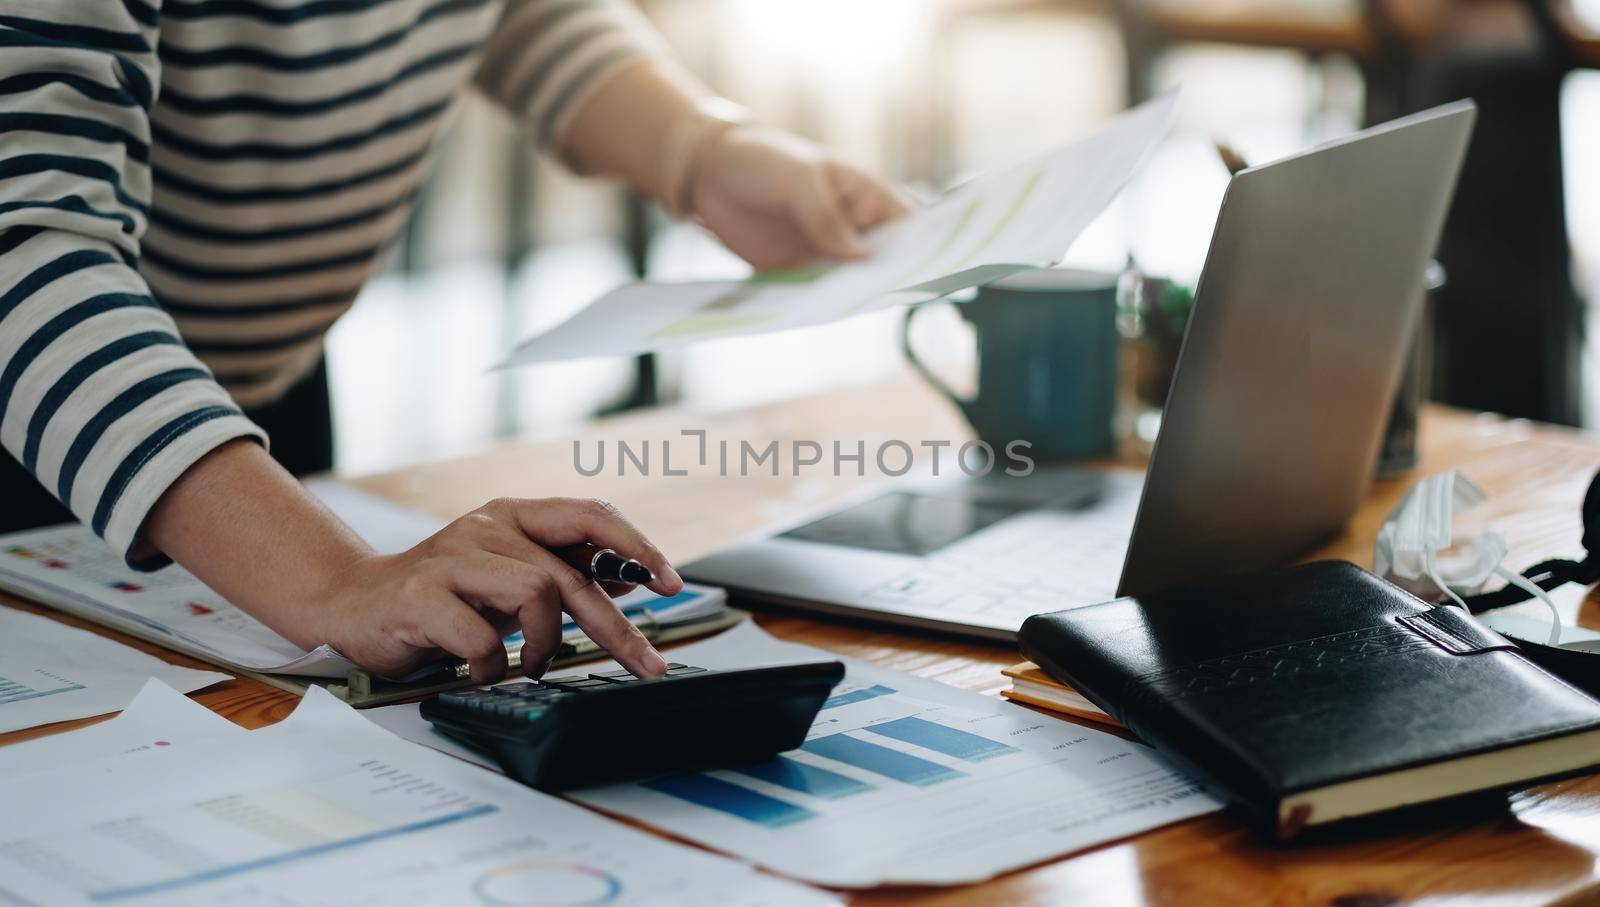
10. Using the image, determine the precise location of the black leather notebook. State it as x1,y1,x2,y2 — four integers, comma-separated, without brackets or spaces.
1018,561,1600,839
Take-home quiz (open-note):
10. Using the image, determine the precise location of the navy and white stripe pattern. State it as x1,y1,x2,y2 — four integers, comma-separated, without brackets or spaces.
0,0,662,565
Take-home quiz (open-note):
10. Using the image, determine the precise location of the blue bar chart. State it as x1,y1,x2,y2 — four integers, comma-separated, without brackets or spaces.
642,774,817,828
0,673,83,706
728,756,873,800
820,684,896,710
802,734,965,787
866,716,1018,762
638,708,1028,830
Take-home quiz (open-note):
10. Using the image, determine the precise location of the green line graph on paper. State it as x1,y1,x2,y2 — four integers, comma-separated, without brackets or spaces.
840,166,1046,315
651,166,1047,341
936,167,1045,276
648,265,830,340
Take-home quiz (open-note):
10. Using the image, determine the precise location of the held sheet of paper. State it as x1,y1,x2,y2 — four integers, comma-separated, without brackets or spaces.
502,94,1177,366
0,682,839,907
374,623,1222,887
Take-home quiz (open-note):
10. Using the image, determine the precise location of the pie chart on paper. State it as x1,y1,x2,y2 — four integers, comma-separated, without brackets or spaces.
472,860,622,906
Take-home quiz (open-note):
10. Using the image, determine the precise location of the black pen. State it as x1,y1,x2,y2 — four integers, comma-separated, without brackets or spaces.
589,548,654,585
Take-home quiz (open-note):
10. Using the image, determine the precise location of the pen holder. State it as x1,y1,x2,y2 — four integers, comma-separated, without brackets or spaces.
902,269,1119,461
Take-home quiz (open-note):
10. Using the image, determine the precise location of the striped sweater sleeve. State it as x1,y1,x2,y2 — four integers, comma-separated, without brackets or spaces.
0,0,266,569
474,0,672,153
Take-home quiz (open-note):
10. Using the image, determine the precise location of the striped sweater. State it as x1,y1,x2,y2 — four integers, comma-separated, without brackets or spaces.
0,0,665,566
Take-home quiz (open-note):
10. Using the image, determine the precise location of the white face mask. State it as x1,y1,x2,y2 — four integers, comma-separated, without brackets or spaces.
1375,470,1563,645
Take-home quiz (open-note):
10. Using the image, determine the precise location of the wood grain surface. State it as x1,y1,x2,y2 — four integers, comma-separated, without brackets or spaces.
4,374,1598,906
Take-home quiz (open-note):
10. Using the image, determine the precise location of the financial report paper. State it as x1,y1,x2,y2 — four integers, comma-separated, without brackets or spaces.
0,679,242,776
374,623,1222,887
0,607,228,734
0,684,838,907
501,94,1177,366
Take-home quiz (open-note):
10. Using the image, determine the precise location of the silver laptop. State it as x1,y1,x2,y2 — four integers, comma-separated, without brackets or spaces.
684,101,1477,641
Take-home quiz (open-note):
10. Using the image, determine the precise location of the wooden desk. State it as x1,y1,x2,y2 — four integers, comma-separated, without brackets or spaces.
4,374,1599,905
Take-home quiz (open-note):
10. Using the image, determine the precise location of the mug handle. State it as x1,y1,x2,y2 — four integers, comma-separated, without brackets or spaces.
901,303,976,422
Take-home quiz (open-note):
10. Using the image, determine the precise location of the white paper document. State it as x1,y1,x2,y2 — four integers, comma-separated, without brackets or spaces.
0,481,442,679
501,94,1177,365
376,623,1221,887
0,607,229,734
0,679,243,776
0,683,839,907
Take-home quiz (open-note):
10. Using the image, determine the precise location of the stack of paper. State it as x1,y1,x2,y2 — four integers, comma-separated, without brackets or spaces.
0,681,837,907
1001,661,1121,727
0,481,441,679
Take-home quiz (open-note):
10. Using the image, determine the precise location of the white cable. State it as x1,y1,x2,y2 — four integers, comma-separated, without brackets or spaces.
1425,549,1469,610
1493,564,1564,646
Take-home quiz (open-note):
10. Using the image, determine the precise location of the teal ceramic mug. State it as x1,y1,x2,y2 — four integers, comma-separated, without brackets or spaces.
902,268,1119,461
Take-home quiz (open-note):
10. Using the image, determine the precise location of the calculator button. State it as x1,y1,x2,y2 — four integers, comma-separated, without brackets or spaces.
590,672,639,683
543,677,612,691
499,682,545,695
665,665,707,676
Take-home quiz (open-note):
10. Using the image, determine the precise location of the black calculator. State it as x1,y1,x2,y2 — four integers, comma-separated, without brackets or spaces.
419,661,845,791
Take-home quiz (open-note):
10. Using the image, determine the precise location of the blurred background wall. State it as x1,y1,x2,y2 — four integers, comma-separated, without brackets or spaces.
322,0,1600,474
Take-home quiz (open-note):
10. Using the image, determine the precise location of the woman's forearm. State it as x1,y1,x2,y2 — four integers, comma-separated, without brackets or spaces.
139,440,679,681
558,60,725,211
142,439,372,650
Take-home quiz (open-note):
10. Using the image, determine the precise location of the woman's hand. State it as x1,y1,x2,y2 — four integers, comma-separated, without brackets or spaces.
315,497,683,683
690,125,914,271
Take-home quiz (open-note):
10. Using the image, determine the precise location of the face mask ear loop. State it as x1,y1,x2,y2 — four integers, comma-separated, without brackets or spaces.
1426,549,1469,611
1493,564,1563,646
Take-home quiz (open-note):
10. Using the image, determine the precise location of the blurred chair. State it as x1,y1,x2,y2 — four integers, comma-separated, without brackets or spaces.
1111,0,1587,425
1529,0,1600,66
1114,0,1373,105
1381,0,1586,425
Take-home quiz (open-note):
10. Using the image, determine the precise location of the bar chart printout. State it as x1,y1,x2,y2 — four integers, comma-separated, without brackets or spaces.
801,732,967,787
727,755,873,800
821,684,895,710
639,712,1020,825
0,607,228,735
643,773,818,829
0,686,839,907
868,716,1019,761
0,669,82,705
571,624,1221,887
